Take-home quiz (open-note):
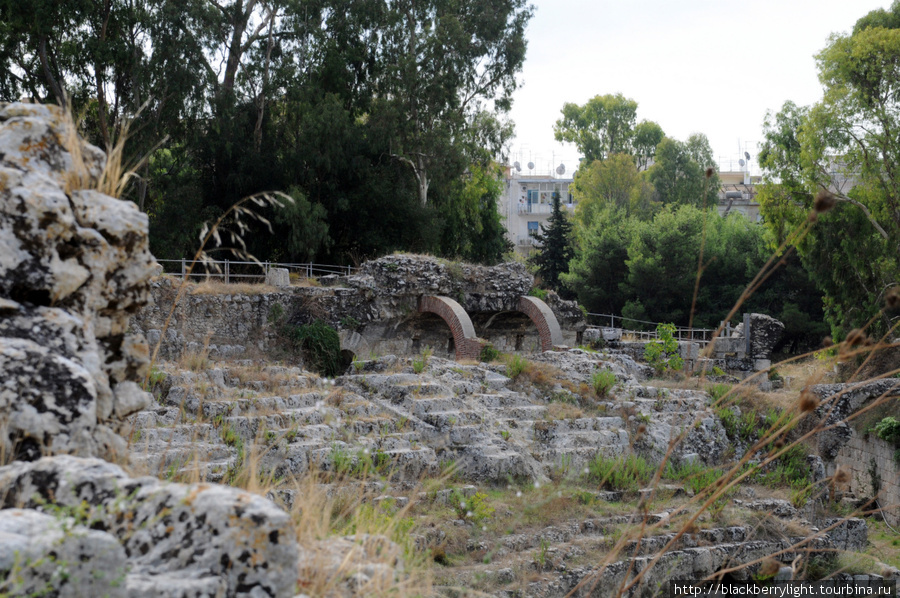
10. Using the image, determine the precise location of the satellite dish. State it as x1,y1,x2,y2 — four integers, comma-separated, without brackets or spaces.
744,151,751,161
739,159,746,167
527,162,535,170
514,161,521,172
556,164,566,175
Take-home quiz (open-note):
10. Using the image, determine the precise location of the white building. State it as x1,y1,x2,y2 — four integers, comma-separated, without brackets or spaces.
501,168,575,255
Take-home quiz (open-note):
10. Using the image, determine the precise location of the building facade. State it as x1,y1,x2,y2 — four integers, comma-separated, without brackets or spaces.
501,169,575,255
717,170,763,221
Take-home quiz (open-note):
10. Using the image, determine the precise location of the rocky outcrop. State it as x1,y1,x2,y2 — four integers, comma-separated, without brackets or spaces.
0,455,299,597
0,102,156,460
808,379,900,460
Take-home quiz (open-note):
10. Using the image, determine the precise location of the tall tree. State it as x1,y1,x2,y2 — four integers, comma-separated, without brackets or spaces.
531,192,574,294
648,136,719,208
553,93,638,163
376,0,532,206
756,3,900,336
571,153,653,226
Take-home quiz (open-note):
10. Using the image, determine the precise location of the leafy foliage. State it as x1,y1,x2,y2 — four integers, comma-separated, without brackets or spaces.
644,323,684,373
591,369,617,398
0,0,531,267
284,319,341,377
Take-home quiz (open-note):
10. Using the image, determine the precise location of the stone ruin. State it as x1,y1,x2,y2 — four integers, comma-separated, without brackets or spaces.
0,102,298,596
133,253,586,364
0,102,891,597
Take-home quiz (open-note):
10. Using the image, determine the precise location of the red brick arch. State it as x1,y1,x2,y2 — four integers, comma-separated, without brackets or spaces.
517,296,565,352
418,295,486,360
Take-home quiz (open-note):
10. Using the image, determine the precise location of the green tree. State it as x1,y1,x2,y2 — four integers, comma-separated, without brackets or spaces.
571,153,654,225
531,192,574,294
755,3,900,337
562,206,634,316
553,94,639,163
376,0,532,206
632,120,665,171
648,136,718,208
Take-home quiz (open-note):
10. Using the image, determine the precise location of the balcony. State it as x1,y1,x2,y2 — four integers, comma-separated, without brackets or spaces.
517,203,552,214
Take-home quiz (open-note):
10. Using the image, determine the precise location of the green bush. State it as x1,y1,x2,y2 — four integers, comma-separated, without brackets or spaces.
528,287,549,301
284,319,341,377
874,416,900,444
505,354,529,378
450,490,495,525
591,369,617,397
584,453,654,492
706,383,732,403
412,347,433,374
644,323,684,373
479,344,501,363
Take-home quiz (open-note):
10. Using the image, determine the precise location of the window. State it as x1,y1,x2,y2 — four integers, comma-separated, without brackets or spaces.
527,190,539,202
527,221,539,236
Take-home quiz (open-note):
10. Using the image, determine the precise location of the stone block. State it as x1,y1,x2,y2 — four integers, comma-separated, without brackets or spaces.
265,267,290,287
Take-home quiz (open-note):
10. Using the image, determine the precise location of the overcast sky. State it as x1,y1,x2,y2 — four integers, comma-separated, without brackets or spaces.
506,0,889,176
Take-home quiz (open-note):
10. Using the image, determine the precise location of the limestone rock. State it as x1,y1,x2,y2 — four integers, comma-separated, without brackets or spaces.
0,102,155,460
0,455,299,597
0,508,128,598
732,313,785,359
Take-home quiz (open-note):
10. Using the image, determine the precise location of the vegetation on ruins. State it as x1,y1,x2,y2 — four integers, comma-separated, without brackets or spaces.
6,4,900,598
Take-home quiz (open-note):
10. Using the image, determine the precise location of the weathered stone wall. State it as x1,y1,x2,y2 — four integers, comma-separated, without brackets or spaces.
834,434,900,526
134,254,586,362
132,276,294,360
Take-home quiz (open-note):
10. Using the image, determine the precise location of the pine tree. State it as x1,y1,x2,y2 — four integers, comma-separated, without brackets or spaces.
531,192,574,294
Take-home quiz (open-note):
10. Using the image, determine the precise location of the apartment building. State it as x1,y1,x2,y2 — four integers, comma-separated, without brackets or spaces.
500,168,575,255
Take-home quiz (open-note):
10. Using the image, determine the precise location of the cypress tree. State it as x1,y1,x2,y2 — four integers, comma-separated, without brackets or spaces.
531,192,574,294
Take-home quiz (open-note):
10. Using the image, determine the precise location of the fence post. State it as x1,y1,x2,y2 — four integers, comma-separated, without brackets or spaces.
743,313,751,355
181,258,185,279
225,260,229,284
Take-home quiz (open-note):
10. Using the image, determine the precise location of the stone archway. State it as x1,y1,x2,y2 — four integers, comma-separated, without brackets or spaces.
517,296,565,352
418,296,485,360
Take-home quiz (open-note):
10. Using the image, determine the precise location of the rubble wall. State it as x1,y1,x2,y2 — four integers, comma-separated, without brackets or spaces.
835,434,900,526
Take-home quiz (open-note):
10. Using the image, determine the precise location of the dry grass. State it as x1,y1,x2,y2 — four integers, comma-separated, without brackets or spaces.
545,402,584,420
189,280,280,295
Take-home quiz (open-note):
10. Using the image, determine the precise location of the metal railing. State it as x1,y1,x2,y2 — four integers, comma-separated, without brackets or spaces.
585,312,733,344
155,259,357,283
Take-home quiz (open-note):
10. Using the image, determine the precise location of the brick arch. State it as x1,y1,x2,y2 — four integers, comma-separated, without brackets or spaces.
418,296,485,360
517,296,565,352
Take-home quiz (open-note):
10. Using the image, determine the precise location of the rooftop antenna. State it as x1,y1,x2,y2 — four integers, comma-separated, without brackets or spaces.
556,163,566,175
527,161,535,171
514,161,521,172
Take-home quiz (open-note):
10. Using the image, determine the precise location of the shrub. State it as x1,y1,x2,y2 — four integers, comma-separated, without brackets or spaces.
479,344,501,363
591,369,617,398
412,347,433,374
528,287,549,301
644,323,684,373
584,453,653,492
874,416,900,444
450,490,494,525
284,319,341,377
505,354,529,378
706,383,732,403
